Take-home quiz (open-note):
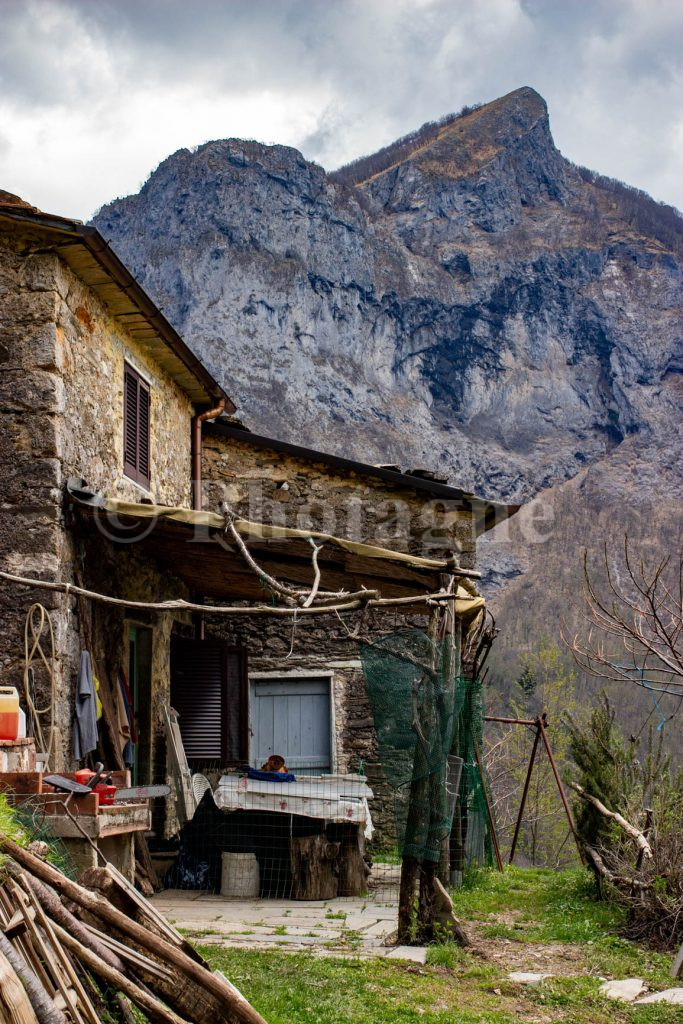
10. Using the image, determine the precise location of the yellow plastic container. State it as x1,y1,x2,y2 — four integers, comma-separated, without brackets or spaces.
0,686,19,741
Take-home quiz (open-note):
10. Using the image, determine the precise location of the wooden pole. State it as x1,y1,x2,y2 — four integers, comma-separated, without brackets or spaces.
51,922,191,1024
537,714,584,863
0,931,68,1024
509,719,542,865
0,946,39,1024
473,740,504,871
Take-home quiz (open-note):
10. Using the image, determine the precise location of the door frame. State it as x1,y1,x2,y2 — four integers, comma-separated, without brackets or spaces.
248,670,336,774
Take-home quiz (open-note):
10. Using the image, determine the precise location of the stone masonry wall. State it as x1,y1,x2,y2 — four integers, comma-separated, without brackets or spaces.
0,229,69,762
202,433,478,846
0,222,196,768
203,432,477,567
53,257,193,507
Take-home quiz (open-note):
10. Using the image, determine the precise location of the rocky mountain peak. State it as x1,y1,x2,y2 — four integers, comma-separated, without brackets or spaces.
93,88,680,497
353,86,566,236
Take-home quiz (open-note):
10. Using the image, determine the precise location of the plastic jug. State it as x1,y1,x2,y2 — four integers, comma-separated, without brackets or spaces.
0,687,20,741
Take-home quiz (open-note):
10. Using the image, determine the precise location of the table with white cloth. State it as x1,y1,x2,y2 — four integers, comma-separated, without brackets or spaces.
214,773,374,898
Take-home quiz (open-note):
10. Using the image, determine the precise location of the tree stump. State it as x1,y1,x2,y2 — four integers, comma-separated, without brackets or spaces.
290,835,339,900
336,825,369,897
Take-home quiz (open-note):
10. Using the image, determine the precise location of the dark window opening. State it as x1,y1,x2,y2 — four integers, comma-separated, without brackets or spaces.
170,637,248,770
123,362,151,487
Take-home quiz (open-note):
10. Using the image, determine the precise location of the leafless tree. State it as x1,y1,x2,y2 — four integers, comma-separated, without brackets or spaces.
565,536,683,703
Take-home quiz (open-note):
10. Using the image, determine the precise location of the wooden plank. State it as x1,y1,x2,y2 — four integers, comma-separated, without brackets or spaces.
0,772,42,794
40,793,99,816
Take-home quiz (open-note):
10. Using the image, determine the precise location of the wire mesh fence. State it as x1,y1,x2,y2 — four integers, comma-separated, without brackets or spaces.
155,628,495,904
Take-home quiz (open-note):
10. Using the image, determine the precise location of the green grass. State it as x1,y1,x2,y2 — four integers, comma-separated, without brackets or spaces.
0,793,27,847
200,947,522,1023
197,866,680,1024
0,793,77,876
449,866,673,983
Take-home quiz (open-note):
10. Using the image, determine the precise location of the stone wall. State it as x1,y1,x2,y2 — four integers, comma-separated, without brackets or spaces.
51,256,193,507
201,433,479,848
203,432,477,566
0,228,69,762
0,221,196,769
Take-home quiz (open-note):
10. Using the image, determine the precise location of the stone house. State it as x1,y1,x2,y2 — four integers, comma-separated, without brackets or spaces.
0,190,516,848
0,189,232,777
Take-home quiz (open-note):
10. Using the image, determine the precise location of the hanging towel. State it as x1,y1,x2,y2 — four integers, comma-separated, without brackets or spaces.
72,651,99,760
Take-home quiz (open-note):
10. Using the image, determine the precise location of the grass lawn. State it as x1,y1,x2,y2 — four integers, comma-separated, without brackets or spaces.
200,868,680,1024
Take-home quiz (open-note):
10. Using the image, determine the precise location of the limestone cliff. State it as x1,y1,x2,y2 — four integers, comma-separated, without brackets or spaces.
93,87,682,680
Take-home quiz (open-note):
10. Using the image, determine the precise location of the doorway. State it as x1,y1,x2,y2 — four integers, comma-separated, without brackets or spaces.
128,625,153,785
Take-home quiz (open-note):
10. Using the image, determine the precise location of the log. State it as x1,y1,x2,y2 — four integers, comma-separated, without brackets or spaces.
584,846,653,891
0,946,38,1024
290,835,339,900
571,786,653,858
18,876,101,1024
5,863,126,974
334,825,369,897
7,881,89,1024
115,995,137,1024
430,878,469,945
0,932,68,1024
0,834,267,1024
51,923,191,1024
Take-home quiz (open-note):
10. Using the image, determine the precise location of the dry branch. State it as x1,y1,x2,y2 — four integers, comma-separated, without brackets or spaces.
565,537,683,700
570,784,653,859
583,845,653,891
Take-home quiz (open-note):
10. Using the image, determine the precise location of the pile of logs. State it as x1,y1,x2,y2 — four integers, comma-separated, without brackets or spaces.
0,833,267,1024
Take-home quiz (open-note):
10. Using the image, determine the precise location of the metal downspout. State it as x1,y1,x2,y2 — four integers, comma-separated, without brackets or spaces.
191,399,226,511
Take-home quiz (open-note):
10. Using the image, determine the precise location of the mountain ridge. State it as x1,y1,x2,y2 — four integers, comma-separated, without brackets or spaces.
92,86,682,679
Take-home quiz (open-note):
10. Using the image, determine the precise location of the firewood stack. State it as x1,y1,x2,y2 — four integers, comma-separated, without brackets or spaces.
0,833,267,1024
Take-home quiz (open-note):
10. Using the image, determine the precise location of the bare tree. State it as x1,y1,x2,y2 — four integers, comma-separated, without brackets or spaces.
565,537,683,703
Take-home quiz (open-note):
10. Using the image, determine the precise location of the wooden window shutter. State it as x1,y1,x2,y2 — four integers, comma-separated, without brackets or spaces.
123,363,151,487
170,638,248,768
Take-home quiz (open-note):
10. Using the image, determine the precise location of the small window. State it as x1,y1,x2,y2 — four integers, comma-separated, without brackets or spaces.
123,363,150,487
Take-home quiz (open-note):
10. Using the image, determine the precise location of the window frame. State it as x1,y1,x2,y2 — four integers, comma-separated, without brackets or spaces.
123,361,151,488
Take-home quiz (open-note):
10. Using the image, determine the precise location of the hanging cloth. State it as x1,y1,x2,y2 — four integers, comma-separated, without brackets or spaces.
116,669,137,768
72,651,99,760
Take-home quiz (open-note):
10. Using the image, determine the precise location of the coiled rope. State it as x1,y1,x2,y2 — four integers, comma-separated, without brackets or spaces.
23,604,57,771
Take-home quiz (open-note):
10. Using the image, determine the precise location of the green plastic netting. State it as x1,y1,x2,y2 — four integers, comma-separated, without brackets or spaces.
361,629,494,871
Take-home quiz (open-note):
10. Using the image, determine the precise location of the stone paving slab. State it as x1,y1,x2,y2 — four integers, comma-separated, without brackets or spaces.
152,890,400,958
636,988,683,1005
386,946,427,964
599,979,646,1002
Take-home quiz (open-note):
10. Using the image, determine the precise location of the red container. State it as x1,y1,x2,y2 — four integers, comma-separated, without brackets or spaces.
0,686,19,741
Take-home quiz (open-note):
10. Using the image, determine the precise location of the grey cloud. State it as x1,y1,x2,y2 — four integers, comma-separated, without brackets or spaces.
0,0,681,215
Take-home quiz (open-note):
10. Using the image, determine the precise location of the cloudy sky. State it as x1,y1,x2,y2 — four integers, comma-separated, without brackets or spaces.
1,0,681,220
